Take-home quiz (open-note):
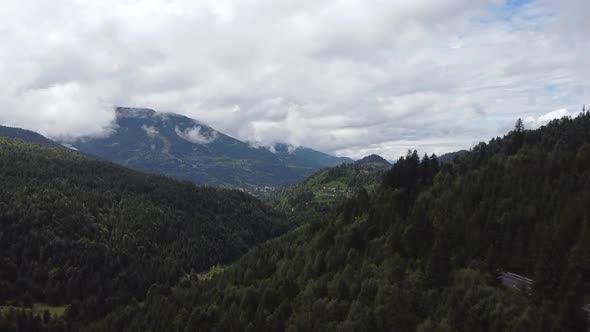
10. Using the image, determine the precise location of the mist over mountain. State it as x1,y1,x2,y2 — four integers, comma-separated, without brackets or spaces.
1,0,588,331
69,107,351,190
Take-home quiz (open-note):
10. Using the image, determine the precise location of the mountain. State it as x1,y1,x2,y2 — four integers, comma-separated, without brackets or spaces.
272,143,353,172
0,125,59,146
354,154,391,168
0,137,289,330
437,149,468,163
70,108,350,190
92,112,590,331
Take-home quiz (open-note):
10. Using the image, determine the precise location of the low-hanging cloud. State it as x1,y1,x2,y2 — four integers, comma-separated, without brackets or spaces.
142,125,159,138
175,126,218,144
524,109,577,129
0,0,588,160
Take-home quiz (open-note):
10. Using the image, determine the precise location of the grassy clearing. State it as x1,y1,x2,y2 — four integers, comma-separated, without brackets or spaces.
0,303,68,318
197,264,226,281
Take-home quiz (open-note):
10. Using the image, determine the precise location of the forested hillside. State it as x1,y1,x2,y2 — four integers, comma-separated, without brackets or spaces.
269,159,389,223
92,112,590,331
0,138,288,331
354,154,391,168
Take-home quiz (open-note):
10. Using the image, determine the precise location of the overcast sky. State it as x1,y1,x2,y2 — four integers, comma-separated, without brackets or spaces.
1,0,589,159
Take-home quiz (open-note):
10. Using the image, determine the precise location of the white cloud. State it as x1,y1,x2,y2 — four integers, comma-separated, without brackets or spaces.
524,108,575,129
0,81,116,140
61,143,78,151
142,125,159,138
175,126,218,144
0,0,589,157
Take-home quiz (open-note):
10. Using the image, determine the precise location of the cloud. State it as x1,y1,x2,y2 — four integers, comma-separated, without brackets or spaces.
524,108,576,129
0,0,588,158
142,125,159,138
0,81,117,140
175,125,218,144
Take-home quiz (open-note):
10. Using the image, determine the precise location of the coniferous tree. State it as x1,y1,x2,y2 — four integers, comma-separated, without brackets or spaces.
515,118,525,132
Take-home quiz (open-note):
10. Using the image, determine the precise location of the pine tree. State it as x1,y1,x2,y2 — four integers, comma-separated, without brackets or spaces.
515,118,525,132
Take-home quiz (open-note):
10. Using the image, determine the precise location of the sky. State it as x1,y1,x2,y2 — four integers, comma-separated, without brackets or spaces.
0,0,589,160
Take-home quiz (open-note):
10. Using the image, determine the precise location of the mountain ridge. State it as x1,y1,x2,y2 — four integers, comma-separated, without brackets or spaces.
70,107,351,190
0,125,60,147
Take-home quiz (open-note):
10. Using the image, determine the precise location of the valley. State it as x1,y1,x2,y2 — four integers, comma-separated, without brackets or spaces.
1,111,589,331
2,1,588,331
90,112,590,332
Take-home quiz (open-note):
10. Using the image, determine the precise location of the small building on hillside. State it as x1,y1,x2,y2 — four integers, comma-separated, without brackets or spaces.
498,271,590,321
497,271,533,292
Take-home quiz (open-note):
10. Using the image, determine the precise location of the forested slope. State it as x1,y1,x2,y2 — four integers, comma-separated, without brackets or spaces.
269,160,388,223
93,112,590,331
0,138,288,330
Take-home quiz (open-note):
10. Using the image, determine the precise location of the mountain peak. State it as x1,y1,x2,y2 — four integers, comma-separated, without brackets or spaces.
70,107,351,189
355,154,391,168
115,107,214,131
115,107,157,119
271,143,299,154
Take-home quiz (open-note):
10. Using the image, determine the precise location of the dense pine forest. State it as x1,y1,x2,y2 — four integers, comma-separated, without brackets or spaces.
0,138,289,331
89,112,590,331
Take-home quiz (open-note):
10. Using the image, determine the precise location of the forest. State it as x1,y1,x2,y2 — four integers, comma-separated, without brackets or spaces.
0,138,289,331
88,111,590,331
268,160,388,224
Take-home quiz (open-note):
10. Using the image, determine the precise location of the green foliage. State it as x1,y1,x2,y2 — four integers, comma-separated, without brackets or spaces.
0,137,289,329
92,112,590,331
268,162,387,223
0,304,68,319
197,265,226,281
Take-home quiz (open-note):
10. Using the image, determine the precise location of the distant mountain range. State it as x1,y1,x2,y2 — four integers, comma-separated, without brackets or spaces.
272,142,354,172
65,107,351,189
0,117,469,190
